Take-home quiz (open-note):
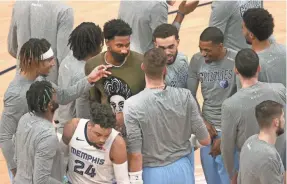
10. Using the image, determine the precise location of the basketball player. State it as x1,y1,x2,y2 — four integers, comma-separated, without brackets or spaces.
124,48,210,184
55,22,104,133
221,48,286,184
242,8,286,86
187,27,237,184
0,38,111,180
238,100,285,184
84,19,145,136
8,1,74,84
153,23,188,88
14,81,63,184
62,104,129,184
118,0,199,54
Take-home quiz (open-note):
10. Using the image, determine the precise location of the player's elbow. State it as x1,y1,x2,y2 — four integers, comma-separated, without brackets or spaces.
198,136,211,146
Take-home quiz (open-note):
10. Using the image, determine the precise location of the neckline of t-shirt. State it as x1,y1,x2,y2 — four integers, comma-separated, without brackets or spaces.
104,52,127,68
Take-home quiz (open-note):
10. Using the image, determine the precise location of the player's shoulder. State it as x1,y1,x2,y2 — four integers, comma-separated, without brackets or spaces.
189,52,203,65
176,52,189,63
129,50,144,63
111,134,126,149
262,82,285,91
85,53,105,70
226,48,238,61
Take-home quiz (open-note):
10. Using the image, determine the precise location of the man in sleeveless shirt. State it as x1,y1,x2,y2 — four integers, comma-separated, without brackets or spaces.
61,104,129,184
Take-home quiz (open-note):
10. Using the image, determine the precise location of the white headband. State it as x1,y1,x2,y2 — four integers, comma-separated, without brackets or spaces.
41,48,54,60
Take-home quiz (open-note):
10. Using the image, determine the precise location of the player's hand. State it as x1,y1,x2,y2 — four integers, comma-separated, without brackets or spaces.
231,172,238,184
178,0,199,15
87,64,112,84
209,138,221,157
204,120,218,138
11,168,16,177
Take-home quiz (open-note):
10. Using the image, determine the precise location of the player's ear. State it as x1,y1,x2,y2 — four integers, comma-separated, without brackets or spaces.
257,65,261,73
141,63,145,71
234,67,239,75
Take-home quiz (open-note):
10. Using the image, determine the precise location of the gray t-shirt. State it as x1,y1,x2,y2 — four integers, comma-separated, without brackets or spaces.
209,0,263,51
221,82,286,178
165,52,189,88
0,73,92,170
14,113,63,184
124,86,208,167
118,0,180,54
238,134,285,184
8,1,74,84
187,48,237,130
55,52,90,130
258,43,286,87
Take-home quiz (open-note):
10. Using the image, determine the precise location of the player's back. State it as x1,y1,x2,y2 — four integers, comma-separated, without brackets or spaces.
258,43,286,86
124,86,204,167
67,119,119,184
223,82,286,152
238,134,285,184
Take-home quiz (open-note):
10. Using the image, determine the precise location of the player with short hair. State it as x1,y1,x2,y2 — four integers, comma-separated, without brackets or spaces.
238,100,285,184
153,23,188,88
221,48,286,183
124,48,210,184
55,22,104,132
242,8,286,86
187,27,237,184
84,19,146,136
62,104,129,184
14,81,63,183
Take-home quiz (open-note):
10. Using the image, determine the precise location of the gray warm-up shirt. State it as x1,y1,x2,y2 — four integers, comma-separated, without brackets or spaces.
124,86,208,167
0,73,92,170
258,43,286,87
209,0,263,51
118,0,180,54
238,135,285,184
55,52,90,132
187,48,237,130
14,113,64,184
165,52,189,88
221,82,286,179
8,0,74,84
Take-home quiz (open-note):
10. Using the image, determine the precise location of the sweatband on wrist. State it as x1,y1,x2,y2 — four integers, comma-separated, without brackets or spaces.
113,161,130,183
129,170,143,184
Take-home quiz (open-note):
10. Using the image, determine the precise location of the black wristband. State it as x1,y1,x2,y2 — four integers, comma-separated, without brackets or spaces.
177,11,185,17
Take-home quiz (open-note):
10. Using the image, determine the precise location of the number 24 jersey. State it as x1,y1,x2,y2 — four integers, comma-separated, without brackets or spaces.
67,119,119,184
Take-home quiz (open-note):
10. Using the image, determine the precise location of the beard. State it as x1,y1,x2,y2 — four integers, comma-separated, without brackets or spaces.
276,120,285,136
110,50,128,63
244,35,252,45
167,50,178,65
51,101,59,113
276,126,285,136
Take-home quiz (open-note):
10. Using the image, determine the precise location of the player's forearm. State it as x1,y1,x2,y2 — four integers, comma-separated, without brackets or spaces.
221,138,235,178
128,153,142,172
53,77,93,105
0,140,17,170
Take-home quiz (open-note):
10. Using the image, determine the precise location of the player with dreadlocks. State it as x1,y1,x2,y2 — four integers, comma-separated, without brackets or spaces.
14,80,65,183
0,38,112,181
55,22,104,132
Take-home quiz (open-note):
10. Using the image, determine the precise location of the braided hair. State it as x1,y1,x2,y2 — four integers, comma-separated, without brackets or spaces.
68,22,104,61
26,80,54,114
19,38,51,72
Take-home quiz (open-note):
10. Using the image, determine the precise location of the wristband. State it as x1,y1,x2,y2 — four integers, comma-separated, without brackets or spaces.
177,11,185,18
129,170,143,184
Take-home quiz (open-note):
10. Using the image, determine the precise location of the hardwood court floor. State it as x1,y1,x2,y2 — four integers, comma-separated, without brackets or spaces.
0,1,285,184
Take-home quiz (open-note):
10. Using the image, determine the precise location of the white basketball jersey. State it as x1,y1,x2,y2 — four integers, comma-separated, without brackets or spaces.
67,119,119,184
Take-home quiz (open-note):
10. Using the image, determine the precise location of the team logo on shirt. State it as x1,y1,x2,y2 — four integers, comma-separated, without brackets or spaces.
219,80,229,89
103,77,132,114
